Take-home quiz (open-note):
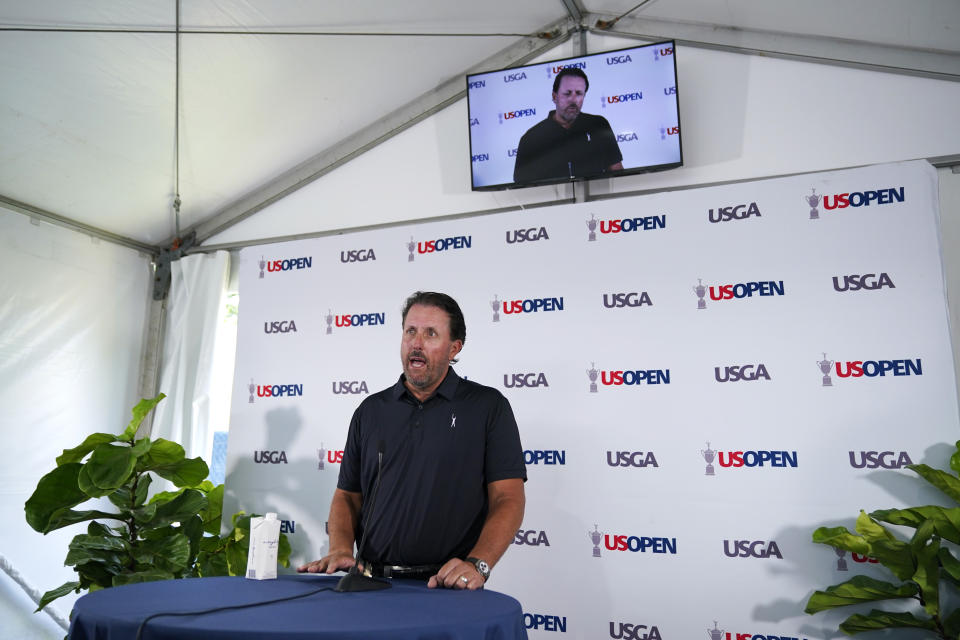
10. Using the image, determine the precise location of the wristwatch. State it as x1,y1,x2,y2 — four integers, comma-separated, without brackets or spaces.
466,556,490,582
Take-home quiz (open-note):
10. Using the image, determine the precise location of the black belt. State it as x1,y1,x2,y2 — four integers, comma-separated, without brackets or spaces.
367,563,442,579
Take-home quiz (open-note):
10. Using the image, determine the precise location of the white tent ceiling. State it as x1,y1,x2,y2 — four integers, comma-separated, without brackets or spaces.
2,0,958,251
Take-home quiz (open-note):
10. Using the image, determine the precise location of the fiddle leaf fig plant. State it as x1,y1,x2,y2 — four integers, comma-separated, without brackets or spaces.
24,394,290,612
805,441,960,638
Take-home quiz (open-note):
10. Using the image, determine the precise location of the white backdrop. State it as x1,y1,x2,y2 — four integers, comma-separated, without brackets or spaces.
224,160,959,640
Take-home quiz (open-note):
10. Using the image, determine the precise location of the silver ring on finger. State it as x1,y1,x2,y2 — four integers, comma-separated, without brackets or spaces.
459,575,468,584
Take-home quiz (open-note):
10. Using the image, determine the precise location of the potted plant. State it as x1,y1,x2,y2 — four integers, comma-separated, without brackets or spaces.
24,394,290,611
805,441,960,638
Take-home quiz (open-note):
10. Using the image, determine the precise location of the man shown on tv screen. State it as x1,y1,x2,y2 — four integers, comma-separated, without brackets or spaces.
513,67,623,185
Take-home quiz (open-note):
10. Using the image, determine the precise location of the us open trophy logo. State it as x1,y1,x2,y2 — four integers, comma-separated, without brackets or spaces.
693,278,707,309
834,546,848,571
248,378,255,403
587,363,599,393
258,256,266,279
701,441,717,476
707,621,725,640
588,525,604,557
491,295,501,322
407,236,415,262
586,214,598,241
317,443,326,471
818,352,834,387
805,188,822,220
325,309,333,335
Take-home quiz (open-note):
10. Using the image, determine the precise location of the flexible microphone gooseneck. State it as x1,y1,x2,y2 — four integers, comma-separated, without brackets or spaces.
335,439,391,592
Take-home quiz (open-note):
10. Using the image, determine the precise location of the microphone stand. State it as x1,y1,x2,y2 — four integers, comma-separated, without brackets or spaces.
335,444,391,592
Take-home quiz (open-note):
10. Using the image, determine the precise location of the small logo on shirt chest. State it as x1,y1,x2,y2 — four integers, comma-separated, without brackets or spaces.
450,413,457,429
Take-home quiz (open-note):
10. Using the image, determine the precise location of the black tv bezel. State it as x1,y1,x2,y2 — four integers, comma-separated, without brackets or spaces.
466,40,682,192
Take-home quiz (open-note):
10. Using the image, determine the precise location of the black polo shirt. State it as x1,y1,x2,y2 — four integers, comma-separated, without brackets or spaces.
337,368,526,566
513,110,623,185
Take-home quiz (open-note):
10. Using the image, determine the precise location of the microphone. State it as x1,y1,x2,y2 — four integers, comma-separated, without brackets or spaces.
335,439,391,592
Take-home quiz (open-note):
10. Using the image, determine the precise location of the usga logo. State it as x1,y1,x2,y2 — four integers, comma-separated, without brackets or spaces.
723,539,783,559
607,451,659,468
253,450,287,464
708,202,761,223
324,309,386,334
332,380,369,395
692,279,785,309
714,364,771,382
406,234,472,261
503,372,549,388
606,54,632,65
505,226,549,243
602,292,652,308
257,255,312,278
849,450,913,469
264,320,297,334
609,622,662,640
340,248,376,263
832,273,895,292
247,379,303,403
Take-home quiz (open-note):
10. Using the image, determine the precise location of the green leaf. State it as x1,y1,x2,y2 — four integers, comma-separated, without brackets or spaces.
55,433,116,466
839,610,937,634
812,525,871,556
129,437,152,457
34,581,80,612
139,438,185,468
872,505,960,544
225,538,248,576
84,443,137,492
155,457,209,488
134,473,152,506
64,545,123,569
911,534,940,616
278,532,291,568
77,464,111,498
939,547,960,586
804,575,919,614
24,463,89,532
950,440,960,477
133,533,190,574
943,606,960,639
87,521,113,537
908,463,960,503
196,550,229,577
69,534,129,554
141,489,207,529
130,502,158,523
76,561,117,590
181,515,204,566
112,569,174,586
855,511,915,581
120,394,165,443
200,484,224,534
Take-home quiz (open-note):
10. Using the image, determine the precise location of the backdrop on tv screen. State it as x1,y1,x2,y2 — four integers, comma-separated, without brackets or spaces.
467,41,681,190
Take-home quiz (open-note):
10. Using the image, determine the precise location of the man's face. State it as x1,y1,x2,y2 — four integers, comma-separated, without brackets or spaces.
401,304,462,395
552,75,587,126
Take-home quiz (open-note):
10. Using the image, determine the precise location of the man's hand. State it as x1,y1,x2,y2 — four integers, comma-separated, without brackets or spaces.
296,550,355,574
427,558,484,590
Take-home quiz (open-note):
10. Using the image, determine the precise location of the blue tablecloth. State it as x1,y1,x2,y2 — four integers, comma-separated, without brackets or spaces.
68,574,527,640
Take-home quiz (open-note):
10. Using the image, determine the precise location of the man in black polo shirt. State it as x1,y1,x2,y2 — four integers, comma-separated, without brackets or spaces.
298,291,526,590
513,67,623,185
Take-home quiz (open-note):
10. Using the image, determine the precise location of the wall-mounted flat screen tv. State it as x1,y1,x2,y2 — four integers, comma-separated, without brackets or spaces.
467,41,681,191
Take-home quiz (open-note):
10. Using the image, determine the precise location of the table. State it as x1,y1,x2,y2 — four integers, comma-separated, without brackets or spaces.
68,574,528,639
